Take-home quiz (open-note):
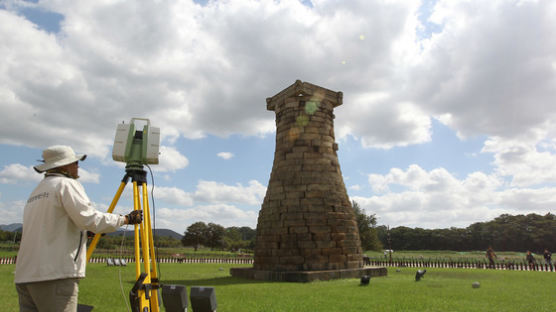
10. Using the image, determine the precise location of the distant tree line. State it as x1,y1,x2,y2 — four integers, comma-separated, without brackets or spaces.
182,222,256,252
0,230,20,243
376,213,556,253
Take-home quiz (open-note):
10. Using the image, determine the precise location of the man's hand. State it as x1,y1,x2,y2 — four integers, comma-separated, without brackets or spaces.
125,210,143,225
87,231,106,238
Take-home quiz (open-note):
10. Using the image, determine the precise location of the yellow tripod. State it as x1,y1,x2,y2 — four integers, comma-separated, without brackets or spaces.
86,167,160,312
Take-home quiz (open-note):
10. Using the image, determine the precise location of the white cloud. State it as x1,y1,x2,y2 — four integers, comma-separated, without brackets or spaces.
217,152,234,160
0,0,429,157
156,146,189,172
412,0,556,140
156,204,257,233
337,96,432,149
482,130,556,187
369,165,466,194
79,168,100,184
357,164,556,228
0,164,42,184
0,199,25,225
110,179,265,209
1,0,554,154
0,163,99,184
194,180,266,205
154,186,194,207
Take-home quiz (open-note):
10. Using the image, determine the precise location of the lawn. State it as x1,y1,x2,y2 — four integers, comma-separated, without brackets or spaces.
1,263,554,311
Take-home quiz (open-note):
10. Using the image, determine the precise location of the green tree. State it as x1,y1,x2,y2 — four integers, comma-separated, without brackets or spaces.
182,222,208,251
238,226,256,241
375,213,556,252
223,227,247,251
352,200,382,251
222,226,256,251
205,223,225,250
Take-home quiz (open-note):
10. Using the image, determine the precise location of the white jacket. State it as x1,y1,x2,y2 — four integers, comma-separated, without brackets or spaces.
15,173,126,284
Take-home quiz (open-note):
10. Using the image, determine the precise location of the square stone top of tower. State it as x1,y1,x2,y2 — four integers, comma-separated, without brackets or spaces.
266,80,343,111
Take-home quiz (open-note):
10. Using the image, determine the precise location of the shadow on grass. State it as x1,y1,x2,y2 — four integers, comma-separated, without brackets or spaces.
161,276,268,287
429,270,494,280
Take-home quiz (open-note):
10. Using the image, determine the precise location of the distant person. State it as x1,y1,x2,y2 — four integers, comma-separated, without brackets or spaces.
14,145,143,312
543,249,552,266
526,250,536,269
486,246,497,268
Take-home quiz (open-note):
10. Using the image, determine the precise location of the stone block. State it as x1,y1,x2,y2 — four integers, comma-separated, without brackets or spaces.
315,240,336,248
293,146,310,154
269,193,285,200
280,234,297,241
329,254,347,263
346,261,363,269
305,190,324,198
342,247,361,255
297,240,316,249
289,226,308,234
284,219,306,227
300,248,322,257
304,262,328,271
336,240,358,248
282,198,300,206
309,226,331,234
285,192,305,199
331,233,346,241
307,183,330,191
305,216,327,226
321,247,343,255
279,256,305,265
295,233,312,241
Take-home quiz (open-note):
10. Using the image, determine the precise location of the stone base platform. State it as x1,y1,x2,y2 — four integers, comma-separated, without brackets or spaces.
230,266,387,283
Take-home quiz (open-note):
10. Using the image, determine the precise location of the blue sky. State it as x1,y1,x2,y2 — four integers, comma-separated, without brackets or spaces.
1,0,555,233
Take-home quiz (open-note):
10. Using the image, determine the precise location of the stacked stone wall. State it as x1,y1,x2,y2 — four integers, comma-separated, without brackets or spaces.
254,81,363,272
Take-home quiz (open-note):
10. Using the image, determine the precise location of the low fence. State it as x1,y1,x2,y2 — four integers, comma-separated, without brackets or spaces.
0,256,254,265
90,256,255,264
2,256,553,272
364,257,555,272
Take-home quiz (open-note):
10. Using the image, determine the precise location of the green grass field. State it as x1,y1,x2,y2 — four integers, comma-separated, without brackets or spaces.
2,263,555,311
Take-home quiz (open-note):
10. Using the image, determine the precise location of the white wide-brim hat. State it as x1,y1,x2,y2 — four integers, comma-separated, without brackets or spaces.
34,145,87,173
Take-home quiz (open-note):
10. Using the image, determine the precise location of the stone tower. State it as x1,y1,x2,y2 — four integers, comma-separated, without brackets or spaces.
253,80,364,273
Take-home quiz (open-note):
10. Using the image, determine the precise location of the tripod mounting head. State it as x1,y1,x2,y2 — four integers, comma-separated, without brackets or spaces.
113,118,160,169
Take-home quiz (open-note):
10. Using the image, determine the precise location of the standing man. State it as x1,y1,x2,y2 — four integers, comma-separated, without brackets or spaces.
543,248,552,266
526,250,536,269
14,145,143,312
486,246,496,269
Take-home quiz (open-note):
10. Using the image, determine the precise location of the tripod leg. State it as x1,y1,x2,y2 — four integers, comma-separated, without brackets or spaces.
139,184,152,281
142,182,160,311
86,181,127,263
133,181,151,311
